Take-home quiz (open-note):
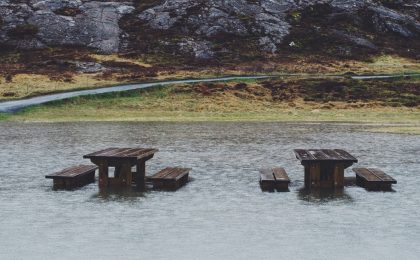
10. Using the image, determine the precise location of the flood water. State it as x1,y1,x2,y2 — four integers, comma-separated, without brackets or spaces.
0,122,419,260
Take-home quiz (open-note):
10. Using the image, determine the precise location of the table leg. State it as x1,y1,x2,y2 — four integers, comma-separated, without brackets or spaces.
119,162,132,188
304,165,310,188
98,160,109,188
333,163,344,188
136,160,146,191
305,163,320,189
114,164,121,178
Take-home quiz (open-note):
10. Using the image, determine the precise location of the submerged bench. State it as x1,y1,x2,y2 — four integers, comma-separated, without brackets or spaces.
353,168,397,191
45,165,98,190
260,168,290,191
148,167,191,190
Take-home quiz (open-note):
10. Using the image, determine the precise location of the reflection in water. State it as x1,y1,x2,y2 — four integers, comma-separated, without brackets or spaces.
93,187,147,201
297,188,354,203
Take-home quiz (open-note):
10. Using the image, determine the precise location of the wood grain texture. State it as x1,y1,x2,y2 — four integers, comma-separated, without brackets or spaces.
259,168,290,191
84,148,158,160
294,149,358,163
353,167,396,191
45,165,97,190
149,167,191,190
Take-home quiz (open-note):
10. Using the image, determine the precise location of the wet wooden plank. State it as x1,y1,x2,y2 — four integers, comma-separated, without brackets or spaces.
83,147,117,157
110,148,140,157
354,168,396,183
122,148,156,158
294,149,316,161
163,168,185,180
369,168,397,183
46,165,86,178
46,165,98,179
334,149,358,162
294,149,357,162
353,168,381,181
260,168,290,191
260,169,275,181
149,167,191,190
310,150,330,160
321,149,342,160
84,148,127,158
353,167,396,191
45,165,97,190
272,168,290,182
84,148,158,160
149,167,173,179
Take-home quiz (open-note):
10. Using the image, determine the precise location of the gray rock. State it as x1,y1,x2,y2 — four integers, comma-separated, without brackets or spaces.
369,6,420,37
0,1,134,53
332,30,377,50
30,0,82,11
330,0,370,12
139,10,178,30
178,38,214,59
0,0,418,58
259,36,277,53
74,61,105,73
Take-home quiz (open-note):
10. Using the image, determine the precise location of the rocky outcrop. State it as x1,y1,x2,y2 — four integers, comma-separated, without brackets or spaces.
0,0,419,59
0,0,134,53
136,0,294,55
131,0,419,58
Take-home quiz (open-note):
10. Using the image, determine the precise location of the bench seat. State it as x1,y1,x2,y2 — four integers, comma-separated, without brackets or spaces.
148,167,191,190
46,165,98,190
353,167,396,191
260,168,290,191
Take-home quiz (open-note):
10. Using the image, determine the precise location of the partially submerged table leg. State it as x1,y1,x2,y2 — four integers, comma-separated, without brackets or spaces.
305,163,320,189
136,160,146,191
98,160,109,188
333,163,344,188
119,162,132,188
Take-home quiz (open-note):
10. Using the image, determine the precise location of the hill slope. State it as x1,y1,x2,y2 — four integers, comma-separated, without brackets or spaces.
1,0,419,60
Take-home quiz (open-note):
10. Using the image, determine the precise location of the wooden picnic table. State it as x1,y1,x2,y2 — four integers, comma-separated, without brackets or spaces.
294,149,358,189
84,147,158,190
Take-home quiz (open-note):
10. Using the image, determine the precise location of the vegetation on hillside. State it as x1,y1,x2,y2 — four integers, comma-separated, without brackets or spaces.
2,77,418,125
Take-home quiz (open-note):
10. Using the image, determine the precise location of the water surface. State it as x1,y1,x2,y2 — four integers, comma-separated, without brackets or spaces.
0,122,419,259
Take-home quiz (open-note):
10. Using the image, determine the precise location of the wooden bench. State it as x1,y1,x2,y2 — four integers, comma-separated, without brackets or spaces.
45,165,98,190
148,167,191,190
353,168,397,191
260,168,290,191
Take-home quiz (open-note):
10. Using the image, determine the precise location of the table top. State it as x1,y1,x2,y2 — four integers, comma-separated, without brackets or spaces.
84,147,158,160
294,149,358,163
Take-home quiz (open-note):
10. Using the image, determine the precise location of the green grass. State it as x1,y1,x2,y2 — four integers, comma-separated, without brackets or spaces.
0,113,11,121
367,126,420,135
2,79,419,136
6,87,419,124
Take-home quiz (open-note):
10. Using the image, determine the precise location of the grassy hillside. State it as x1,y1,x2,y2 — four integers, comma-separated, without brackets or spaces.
0,49,419,100
3,78,419,132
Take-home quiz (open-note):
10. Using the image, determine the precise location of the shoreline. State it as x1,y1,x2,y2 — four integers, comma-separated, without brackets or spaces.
1,72,418,134
1,115,419,135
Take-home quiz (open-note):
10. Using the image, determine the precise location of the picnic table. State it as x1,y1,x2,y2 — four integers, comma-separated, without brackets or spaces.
294,149,358,189
84,147,158,190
